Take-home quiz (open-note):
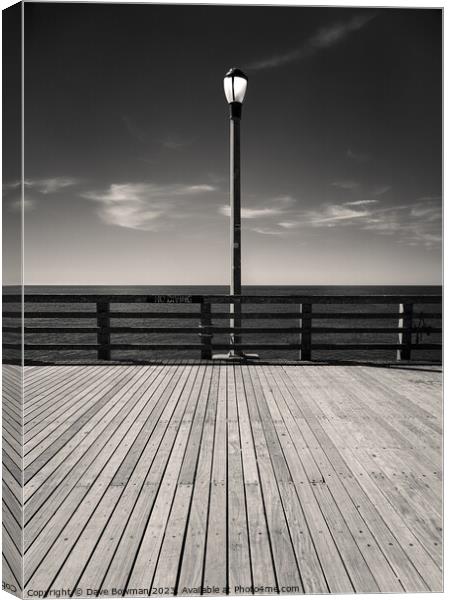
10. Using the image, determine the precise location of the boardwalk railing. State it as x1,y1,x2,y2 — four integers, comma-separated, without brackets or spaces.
2,293,442,363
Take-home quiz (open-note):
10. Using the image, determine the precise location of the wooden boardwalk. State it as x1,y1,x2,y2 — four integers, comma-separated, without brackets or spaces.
7,363,444,595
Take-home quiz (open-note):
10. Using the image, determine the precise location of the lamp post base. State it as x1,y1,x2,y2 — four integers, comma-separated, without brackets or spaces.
212,351,259,361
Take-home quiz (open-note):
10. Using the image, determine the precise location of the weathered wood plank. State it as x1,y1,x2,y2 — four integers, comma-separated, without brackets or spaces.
53,366,201,594
176,366,220,594
20,362,442,596
226,366,252,594
203,366,227,589
234,366,276,592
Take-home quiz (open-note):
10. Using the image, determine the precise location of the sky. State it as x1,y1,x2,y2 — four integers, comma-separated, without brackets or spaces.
2,2,443,285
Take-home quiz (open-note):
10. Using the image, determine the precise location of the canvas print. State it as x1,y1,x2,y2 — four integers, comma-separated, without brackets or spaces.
2,2,442,598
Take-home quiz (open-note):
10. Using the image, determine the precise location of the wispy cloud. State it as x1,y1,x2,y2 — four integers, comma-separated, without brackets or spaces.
218,194,295,220
4,177,79,194
247,13,375,71
300,204,372,226
8,197,35,212
331,180,359,190
3,181,21,191
278,197,441,248
25,177,79,194
219,206,284,219
361,202,442,248
82,182,218,231
345,199,378,206
251,227,287,236
3,178,76,212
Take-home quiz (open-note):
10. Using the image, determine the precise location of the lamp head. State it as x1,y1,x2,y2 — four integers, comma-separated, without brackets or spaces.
223,68,248,103
224,68,248,118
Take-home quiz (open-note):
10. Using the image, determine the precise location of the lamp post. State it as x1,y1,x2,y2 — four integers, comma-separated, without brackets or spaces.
223,67,247,358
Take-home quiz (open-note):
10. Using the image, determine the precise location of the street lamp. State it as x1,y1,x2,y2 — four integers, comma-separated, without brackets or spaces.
223,67,247,358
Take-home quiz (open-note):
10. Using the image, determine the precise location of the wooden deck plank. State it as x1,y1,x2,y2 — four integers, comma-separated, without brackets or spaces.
52,365,202,595
283,365,442,590
2,524,22,592
226,366,252,594
24,366,172,582
176,365,220,594
23,367,158,509
256,366,331,593
328,367,441,464
77,366,207,594
279,366,403,592
115,366,201,593
24,369,140,481
24,367,168,553
3,479,22,525
16,363,442,597
24,367,110,437
318,439,441,590
150,371,209,593
2,551,22,596
297,370,442,580
24,367,126,455
234,366,277,593
243,366,303,591
24,366,94,416
262,366,355,593
300,366,442,554
203,365,228,591
2,365,23,597
74,366,195,593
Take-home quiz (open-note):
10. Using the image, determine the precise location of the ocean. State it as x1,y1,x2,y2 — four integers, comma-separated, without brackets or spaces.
3,285,442,363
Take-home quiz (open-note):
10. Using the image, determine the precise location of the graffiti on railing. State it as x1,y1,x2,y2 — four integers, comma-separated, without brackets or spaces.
153,295,193,304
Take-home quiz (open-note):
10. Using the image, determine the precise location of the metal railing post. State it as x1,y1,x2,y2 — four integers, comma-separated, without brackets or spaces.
199,301,212,359
97,301,111,360
300,303,312,361
397,303,413,361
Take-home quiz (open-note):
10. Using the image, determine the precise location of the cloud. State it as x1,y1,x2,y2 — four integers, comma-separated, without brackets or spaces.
409,203,441,221
276,197,441,248
278,221,298,229
344,199,378,206
362,205,442,248
82,182,218,231
178,184,216,193
251,227,287,236
247,13,375,70
8,197,35,212
3,178,77,211
3,181,21,191
279,204,370,229
331,180,359,190
219,205,285,219
306,204,371,226
25,177,79,194
346,148,370,162
4,177,79,195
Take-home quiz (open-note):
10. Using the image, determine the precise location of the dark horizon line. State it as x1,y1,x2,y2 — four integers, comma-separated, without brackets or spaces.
3,283,443,288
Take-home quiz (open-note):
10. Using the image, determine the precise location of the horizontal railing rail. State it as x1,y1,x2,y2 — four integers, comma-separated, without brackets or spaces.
2,293,442,363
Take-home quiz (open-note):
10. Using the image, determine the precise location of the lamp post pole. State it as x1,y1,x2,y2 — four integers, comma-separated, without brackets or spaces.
229,102,242,354
221,67,253,360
